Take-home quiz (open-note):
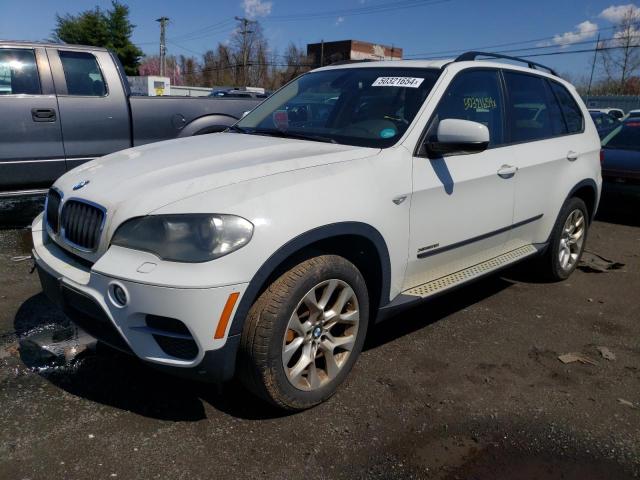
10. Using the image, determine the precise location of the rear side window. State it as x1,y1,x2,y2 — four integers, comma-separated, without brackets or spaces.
549,81,584,134
431,69,505,146
0,48,41,95
59,51,107,97
504,71,558,142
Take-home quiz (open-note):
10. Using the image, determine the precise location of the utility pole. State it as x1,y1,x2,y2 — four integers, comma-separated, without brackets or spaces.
235,16,254,88
156,16,169,77
320,39,324,67
587,33,600,96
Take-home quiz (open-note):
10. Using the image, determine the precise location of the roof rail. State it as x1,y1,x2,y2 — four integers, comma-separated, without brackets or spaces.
453,51,558,76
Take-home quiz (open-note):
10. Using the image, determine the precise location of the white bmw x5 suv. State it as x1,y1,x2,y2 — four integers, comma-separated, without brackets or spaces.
33,52,601,410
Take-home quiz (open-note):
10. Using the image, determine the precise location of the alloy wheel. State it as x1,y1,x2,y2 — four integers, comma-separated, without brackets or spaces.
282,279,360,391
558,209,586,271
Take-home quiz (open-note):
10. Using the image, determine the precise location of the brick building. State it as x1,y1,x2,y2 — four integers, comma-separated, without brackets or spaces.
307,40,402,67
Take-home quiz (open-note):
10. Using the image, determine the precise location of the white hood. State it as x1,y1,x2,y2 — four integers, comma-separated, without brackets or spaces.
55,132,377,220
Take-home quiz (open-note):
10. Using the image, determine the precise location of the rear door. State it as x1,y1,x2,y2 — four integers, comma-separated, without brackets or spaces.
47,48,130,171
502,71,586,248
0,46,65,192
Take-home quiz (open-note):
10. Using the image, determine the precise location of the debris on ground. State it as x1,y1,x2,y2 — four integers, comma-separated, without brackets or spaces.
617,398,636,409
578,251,625,273
596,346,616,361
558,352,598,366
0,343,19,360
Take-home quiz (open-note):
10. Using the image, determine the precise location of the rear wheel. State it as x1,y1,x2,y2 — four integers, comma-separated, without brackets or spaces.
238,255,369,410
538,197,589,280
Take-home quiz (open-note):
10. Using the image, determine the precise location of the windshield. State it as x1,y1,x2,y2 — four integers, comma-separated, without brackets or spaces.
235,67,441,148
602,121,640,151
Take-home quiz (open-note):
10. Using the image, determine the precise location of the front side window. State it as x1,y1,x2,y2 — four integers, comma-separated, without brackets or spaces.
430,69,505,146
504,71,560,142
59,51,106,97
549,81,584,134
236,68,441,148
0,48,40,95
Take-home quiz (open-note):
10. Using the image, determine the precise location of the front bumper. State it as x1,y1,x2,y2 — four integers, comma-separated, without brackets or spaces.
32,213,248,382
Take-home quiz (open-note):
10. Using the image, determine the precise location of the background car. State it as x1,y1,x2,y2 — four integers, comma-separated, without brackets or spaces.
600,118,640,191
625,109,640,120
589,111,621,138
601,108,624,119
209,88,270,99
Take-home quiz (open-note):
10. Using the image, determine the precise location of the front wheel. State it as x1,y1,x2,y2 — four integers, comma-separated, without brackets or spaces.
238,255,369,410
538,197,589,280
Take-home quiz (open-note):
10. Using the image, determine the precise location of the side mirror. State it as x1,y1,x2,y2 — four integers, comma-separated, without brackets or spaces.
426,119,490,157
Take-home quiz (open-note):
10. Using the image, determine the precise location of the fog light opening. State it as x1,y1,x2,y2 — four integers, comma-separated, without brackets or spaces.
109,283,129,308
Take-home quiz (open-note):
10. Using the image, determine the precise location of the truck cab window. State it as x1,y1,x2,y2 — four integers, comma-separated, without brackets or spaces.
0,49,41,95
59,50,107,97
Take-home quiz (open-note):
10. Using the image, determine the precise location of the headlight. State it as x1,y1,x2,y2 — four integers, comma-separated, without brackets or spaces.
111,214,253,262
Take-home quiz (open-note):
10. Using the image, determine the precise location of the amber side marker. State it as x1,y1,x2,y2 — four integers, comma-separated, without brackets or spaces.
215,292,240,339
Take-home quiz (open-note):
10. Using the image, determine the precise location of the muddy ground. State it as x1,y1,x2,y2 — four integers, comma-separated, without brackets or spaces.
0,191,639,479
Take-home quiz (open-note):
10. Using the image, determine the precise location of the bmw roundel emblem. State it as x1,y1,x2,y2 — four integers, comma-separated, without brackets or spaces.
73,180,90,190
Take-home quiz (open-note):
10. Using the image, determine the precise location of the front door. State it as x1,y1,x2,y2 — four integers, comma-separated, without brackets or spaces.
47,48,130,170
405,69,516,289
0,47,65,192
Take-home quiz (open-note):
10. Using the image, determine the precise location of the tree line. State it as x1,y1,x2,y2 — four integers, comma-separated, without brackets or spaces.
54,2,311,90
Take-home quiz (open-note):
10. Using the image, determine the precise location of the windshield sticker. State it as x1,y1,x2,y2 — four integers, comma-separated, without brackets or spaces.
372,77,425,88
272,110,289,130
379,128,397,138
464,96,497,111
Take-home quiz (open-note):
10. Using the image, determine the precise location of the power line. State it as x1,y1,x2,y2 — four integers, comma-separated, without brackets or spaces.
403,24,628,58
170,18,235,42
517,43,640,59
266,0,451,22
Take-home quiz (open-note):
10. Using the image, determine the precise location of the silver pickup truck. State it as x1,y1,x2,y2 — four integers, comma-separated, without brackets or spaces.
0,41,261,196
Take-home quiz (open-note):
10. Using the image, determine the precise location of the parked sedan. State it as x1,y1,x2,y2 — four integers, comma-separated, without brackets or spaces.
626,109,640,120
590,111,621,138
601,119,640,191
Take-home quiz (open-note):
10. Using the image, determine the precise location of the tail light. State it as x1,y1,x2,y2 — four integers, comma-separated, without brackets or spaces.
599,149,604,165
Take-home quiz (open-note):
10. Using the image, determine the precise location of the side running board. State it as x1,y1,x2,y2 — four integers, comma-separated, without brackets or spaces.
404,244,538,298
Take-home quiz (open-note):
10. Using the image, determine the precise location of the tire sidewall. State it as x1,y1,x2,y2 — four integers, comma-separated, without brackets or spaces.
266,256,369,407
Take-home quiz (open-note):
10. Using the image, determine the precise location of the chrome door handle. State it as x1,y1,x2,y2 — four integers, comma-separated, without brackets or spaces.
497,164,517,179
567,151,579,162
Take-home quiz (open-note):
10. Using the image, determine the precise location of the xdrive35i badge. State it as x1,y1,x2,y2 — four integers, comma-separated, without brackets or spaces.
72,180,90,190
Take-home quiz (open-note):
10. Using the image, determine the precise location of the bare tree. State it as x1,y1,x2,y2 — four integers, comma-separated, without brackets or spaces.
280,43,312,84
600,6,640,93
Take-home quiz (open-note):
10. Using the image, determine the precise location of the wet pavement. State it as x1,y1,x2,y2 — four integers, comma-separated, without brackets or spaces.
0,192,639,479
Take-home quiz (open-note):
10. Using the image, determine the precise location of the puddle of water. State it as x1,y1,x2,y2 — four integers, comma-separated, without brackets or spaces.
14,323,96,375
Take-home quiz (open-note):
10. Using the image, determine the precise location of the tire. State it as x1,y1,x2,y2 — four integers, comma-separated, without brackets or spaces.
537,197,589,281
238,255,369,410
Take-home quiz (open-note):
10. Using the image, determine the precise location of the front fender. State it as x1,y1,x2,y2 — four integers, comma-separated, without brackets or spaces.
228,222,392,337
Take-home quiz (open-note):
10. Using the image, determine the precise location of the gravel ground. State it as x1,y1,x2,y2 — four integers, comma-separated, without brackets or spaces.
0,191,638,479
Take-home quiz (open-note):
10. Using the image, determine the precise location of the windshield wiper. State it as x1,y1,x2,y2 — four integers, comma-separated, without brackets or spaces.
253,129,337,144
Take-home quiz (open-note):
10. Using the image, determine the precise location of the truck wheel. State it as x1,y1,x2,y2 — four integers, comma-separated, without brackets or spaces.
238,255,369,410
538,197,589,281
